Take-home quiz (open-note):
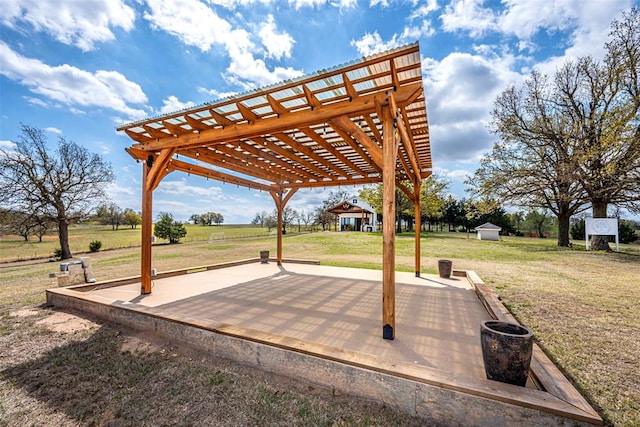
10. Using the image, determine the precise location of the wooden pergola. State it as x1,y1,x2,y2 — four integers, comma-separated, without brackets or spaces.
117,43,431,340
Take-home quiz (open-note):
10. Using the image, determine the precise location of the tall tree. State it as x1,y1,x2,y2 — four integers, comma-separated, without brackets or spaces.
561,8,640,248
471,9,640,248
0,125,114,259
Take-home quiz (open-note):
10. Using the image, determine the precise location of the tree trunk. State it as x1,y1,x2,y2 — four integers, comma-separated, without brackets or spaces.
58,219,73,259
590,201,611,251
557,210,571,247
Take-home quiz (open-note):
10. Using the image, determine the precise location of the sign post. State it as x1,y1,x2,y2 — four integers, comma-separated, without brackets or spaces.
585,218,619,252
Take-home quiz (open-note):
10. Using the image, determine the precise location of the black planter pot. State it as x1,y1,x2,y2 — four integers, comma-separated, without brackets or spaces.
438,259,452,278
480,320,533,387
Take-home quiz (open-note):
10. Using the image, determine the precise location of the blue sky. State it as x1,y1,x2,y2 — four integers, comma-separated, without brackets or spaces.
1,0,637,224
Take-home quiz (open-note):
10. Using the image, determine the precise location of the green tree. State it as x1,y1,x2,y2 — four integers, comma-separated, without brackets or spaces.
525,209,553,238
420,175,449,231
154,212,187,244
211,212,224,226
123,208,142,229
0,125,114,259
95,203,123,230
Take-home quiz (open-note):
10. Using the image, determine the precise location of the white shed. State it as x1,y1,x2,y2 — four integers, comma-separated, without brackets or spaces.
475,222,502,241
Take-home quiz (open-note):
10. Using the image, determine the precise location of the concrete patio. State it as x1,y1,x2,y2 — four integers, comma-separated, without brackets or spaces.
46,259,602,426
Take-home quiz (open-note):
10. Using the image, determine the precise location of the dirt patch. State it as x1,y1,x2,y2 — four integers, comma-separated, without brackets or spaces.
9,308,40,318
34,311,101,334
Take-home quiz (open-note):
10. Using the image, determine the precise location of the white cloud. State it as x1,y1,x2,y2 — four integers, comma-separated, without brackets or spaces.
0,42,148,119
288,0,328,9
142,0,303,88
159,179,226,199
440,0,497,38
159,95,196,115
0,140,16,149
409,0,439,20
351,20,434,57
259,14,295,60
144,0,238,52
422,52,522,163
44,127,62,135
197,87,238,100
0,0,135,51
351,31,401,56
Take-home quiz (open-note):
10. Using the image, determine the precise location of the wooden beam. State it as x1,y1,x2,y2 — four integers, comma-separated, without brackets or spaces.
209,109,235,127
299,127,367,177
381,103,397,340
331,115,383,169
390,95,421,181
131,82,423,152
280,175,382,190
268,134,337,180
302,84,321,110
269,188,297,265
184,114,212,132
243,139,319,181
141,162,153,295
146,148,177,192
192,146,295,185
343,73,358,100
414,177,421,277
330,125,382,173
125,128,154,144
237,102,259,123
143,124,171,140
276,132,349,178
267,94,289,117
162,120,191,136
169,158,273,192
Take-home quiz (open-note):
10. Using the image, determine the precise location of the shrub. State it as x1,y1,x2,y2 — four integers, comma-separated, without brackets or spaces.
52,248,63,259
89,240,102,252
154,213,187,244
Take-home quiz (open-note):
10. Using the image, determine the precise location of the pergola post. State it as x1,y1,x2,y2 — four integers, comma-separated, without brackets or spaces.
141,158,153,294
381,103,398,340
414,179,421,277
270,188,298,266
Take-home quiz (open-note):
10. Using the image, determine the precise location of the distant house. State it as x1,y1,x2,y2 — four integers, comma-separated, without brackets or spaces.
474,222,502,241
328,199,379,232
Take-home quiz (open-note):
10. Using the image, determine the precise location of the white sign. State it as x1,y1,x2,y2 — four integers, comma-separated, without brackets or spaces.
585,218,619,251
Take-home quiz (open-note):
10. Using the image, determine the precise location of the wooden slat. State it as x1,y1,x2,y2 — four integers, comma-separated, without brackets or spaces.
343,73,358,100
330,115,383,170
209,109,235,127
276,132,349,178
267,94,289,117
125,129,153,144
303,84,321,110
267,135,336,180
184,115,212,132
300,127,366,177
162,120,191,136
143,124,171,140
237,102,259,123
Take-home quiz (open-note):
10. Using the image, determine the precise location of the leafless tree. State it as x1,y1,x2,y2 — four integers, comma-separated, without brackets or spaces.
0,125,114,259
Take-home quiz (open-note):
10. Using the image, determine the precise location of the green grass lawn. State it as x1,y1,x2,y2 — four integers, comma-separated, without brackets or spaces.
1,228,639,425
0,224,280,262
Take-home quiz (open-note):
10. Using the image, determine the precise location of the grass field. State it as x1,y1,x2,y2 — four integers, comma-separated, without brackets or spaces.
1,227,639,425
